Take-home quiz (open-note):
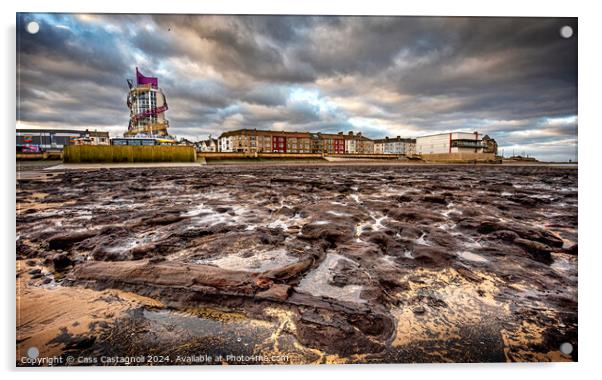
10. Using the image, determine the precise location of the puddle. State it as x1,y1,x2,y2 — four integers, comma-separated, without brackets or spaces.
184,204,238,227
415,233,430,246
327,210,351,217
355,212,387,242
197,247,298,272
297,252,366,304
140,308,278,359
457,251,489,263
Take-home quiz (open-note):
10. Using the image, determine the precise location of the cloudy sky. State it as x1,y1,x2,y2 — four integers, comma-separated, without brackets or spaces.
17,14,577,161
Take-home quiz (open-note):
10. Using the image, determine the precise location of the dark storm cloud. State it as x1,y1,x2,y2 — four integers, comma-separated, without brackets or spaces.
17,13,577,160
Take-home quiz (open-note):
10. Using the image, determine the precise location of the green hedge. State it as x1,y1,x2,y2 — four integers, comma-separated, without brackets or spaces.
63,145,196,163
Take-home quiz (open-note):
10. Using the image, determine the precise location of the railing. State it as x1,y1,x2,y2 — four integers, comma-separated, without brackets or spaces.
451,139,485,149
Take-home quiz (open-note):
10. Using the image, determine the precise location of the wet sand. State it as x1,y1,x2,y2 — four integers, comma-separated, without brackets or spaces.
16,164,577,365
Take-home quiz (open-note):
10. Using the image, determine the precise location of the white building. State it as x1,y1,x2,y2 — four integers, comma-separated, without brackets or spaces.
416,132,484,155
345,137,357,154
219,135,233,152
373,137,416,155
197,138,218,152
374,141,384,154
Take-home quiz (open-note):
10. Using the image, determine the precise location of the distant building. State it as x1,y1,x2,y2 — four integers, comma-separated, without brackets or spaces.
110,136,176,146
373,136,416,155
16,129,109,152
177,138,196,146
215,128,494,157
218,129,299,153
125,68,169,137
72,130,111,146
374,141,384,154
315,132,346,154
482,135,498,155
196,137,218,152
344,131,374,154
416,132,484,155
218,129,313,153
217,129,377,154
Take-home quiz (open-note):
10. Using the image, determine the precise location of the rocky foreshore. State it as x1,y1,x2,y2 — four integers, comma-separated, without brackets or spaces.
16,164,577,364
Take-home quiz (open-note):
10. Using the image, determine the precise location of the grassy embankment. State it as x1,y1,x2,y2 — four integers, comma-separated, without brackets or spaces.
63,145,196,163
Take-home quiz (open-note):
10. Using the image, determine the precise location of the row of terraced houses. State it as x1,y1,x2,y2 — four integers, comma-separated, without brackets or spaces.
214,129,498,156
218,130,377,154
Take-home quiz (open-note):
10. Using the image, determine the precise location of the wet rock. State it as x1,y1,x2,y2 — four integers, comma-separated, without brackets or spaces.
143,214,187,226
300,223,352,245
207,223,238,235
348,312,392,337
295,310,388,355
329,274,348,287
91,246,130,262
456,219,481,230
51,253,73,271
394,223,423,240
426,229,460,249
564,244,578,255
367,231,402,253
48,230,98,250
49,328,97,350
17,242,37,259
489,230,519,242
148,256,166,263
378,273,410,292
411,246,453,266
511,194,550,207
416,289,448,308
358,287,383,303
387,208,445,224
455,207,483,217
421,195,448,205
256,227,286,245
274,206,296,217
129,244,157,260
514,238,553,264
70,260,264,296
456,267,483,283
261,258,314,281
254,277,273,289
476,221,505,234
396,194,414,203
413,305,426,314
255,284,291,301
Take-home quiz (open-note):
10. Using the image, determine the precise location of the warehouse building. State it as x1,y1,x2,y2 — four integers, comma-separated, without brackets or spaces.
415,132,484,155
16,129,109,153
